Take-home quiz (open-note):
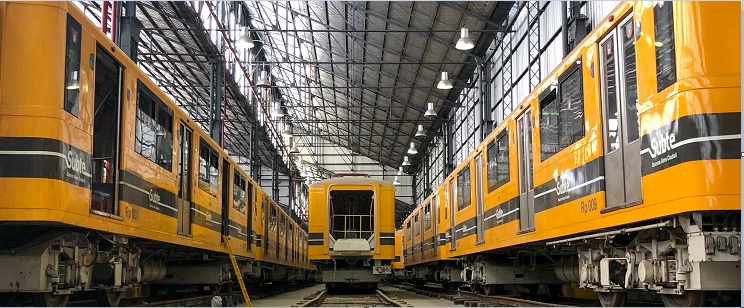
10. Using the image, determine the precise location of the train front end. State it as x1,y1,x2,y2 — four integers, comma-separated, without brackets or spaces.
307,175,395,289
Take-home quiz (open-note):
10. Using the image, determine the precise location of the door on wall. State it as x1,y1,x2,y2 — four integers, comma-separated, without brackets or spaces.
177,123,193,235
517,109,535,233
599,15,643,210
474,154,485,245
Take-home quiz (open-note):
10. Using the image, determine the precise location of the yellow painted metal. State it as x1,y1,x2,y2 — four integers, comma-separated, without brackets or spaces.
223,235,252,307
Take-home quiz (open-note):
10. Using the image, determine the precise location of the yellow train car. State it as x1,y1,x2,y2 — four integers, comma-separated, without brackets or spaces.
403,1,740,306
391,230,405,281
0,2,313,306
307,174,395,289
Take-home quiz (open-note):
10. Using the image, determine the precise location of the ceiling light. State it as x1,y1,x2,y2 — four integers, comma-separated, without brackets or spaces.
66,70,80,90
272,102,285,118
236,26,254,49
456,28,475,50
289,143,300,154
393,176,401,186
256,70,271,88
437,71,453,89
402,156,411,166
416,124,426,137
407,142,418,155
281,125,293,138
397,167,404,176
425,103,437,117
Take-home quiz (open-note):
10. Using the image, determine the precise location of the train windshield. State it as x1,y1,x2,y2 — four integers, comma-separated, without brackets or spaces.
329,189,374,240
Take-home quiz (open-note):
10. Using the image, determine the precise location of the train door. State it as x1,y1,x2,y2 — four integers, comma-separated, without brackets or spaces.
263,196,269,253
221,159,230,242
448,179,456,250
431,193,438,257
90,45,122,216
246,184,253,251
599,15,642,210
517,109,535,232
474,154,485,245
177,123,193,235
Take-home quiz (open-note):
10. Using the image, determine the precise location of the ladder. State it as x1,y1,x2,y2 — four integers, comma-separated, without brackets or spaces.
223,235,252,307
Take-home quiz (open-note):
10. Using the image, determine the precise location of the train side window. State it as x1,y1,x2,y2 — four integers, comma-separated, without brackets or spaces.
457,166,471,210
559,65,584,148
487,130,510,192
424,203,431,231
63,14,82,117
135,81,174,170
539,89,559,160
653,2,676,92
198,140,219,193
233,172,246,213
414,213,420,237
621,19,640,142
279,215,285,237
406,220,411,240
270,206,277,231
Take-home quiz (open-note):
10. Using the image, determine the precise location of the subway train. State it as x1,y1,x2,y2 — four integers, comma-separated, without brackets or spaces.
402,1,740,307
0,2,314,306
307,174,396,290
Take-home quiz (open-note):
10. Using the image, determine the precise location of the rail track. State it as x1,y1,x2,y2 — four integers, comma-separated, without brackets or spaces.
391,283,588,307
297,288,410,307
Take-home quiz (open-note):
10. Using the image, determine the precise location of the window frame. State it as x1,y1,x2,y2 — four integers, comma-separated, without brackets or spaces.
487,130,510,192
539,57,585,161
63,14,82,117
198,139,219,193
456,166,471,211
135,81,174,170
653,1,676,92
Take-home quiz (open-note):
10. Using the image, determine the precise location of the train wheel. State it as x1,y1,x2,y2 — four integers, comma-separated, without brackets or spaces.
597,292,627,307
660,291,705,307
33,293,69,307
483,284,500,296
96,291,123,307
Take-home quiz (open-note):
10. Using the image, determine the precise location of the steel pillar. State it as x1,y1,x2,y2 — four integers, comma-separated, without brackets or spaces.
118,1,141,62
210,62,224,145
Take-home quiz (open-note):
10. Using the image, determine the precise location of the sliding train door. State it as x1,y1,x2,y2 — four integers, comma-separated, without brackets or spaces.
599,15,642,210
90,45,122,216
474,154,485,245
177,123,193,235
517,109,535,233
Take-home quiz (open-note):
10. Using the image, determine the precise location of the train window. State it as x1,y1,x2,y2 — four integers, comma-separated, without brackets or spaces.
198,140,219,193
653,1,676,92
279,215,285,237
487,131,510,192
621,19,640,142
270,206,277,231
233,172,246,213
457,166,471,210
135,81,174,170
414,213,420,237
559,65,584,149
406,221,411,240
424,203,431,231
601,35,621,151
540,59,584,161
64,14,82,117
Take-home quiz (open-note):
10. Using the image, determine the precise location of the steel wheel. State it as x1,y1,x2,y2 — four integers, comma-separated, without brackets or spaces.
661,291,706,307
597,292,627,307
96,290,124,307
33,293,69,307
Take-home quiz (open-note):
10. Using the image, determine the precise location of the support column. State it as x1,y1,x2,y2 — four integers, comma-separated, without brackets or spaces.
478,58,492,140
445,119,454,175
209,62,223,145
117,1,141,62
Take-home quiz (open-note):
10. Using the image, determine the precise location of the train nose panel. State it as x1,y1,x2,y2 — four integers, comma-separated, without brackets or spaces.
333,239,371,252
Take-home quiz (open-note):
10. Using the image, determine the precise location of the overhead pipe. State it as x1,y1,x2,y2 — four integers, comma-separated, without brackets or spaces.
111,1,118,43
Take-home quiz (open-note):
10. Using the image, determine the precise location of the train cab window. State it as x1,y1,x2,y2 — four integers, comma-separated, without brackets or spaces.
198,141,219,193
457,166,471,210
64,14,82,117
424,203,431,231
487,131,510,192
540,59,584,160
135,81,174,170
233,173,246,213
414,213,420,237
653,1,676,92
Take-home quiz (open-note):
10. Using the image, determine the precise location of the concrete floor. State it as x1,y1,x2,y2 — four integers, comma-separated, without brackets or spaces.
239,283,458,307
